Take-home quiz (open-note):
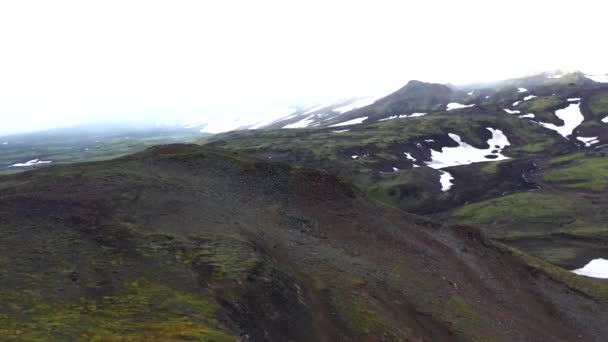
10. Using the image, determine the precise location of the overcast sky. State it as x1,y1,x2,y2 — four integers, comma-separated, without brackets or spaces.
0,0,606,134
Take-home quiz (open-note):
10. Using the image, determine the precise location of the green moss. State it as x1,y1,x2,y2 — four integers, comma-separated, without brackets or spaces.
517,96,565,113
0,279,234,341
480,160,508,175
549,152,587,166
454,192,576,226
511,140,554,154
506,246,608,302
185,234,260,281
543,157,608,192
589,92,608,118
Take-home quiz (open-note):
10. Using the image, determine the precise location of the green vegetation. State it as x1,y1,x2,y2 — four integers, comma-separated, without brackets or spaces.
0,279,234,341
480,160,508,175
589,91,608,118
0,126,204,176
506,246,608,302
516,96,565,113
455,192,576,226
544,155,608,192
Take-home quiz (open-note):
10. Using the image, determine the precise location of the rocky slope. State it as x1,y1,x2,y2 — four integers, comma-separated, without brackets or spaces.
205,71,608,271
1,144,608,341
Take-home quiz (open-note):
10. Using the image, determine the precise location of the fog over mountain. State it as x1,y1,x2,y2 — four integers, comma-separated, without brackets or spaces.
0,0,606,134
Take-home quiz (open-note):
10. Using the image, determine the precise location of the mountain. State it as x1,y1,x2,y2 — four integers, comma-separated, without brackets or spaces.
1,144,607,341
2,71,608,340
205,70,608,270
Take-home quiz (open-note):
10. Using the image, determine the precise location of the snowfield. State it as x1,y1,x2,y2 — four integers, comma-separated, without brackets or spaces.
283,115,315,129
403,152,420,167
573,258,608,279
332,97,376,114
10,159,53,167
425,128,510,169
438,171,454,192
379,113,426,121
329,117,368,127
577,136,600,147
586,74,608,83
538,103,584,138
446,103,475,111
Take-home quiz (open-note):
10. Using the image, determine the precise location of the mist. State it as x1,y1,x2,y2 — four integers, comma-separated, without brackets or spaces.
0,0,606,135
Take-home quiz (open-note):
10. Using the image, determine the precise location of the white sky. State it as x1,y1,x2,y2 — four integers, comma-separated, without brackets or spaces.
0,0,606,134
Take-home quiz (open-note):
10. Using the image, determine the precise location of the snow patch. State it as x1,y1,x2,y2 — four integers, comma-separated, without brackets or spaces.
438,171,454,192
379,112,427,121
538,103,584,138
577,136,600,147
467,91,475,96
303,103,330,115
404,153,420,167
572,258,608,279
519,113,535,118
602,116,608,123
392,167,399,171
586,74,608,83
332,129,350,133
425,128,510,169
504,108,521,114
513,101,522,107
333,97,376,114
568,98,581,102
518,88,528,93
379,115,398,122
523,95,537,101
250,108,298,129
329,117,368,127
283,115,315,129
446,103,475,111
351,155,359,159
10,159,53,167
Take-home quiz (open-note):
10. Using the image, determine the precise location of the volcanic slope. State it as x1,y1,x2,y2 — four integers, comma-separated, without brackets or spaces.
1,144,607,341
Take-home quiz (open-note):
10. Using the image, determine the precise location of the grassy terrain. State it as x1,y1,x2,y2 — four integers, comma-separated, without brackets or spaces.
0,125,205,176
589,91,608,119
543,152,608,192
207,111,563,213
1,144,607,340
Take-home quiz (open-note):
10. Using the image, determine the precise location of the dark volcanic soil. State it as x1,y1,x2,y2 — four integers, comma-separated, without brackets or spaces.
1,144,607,341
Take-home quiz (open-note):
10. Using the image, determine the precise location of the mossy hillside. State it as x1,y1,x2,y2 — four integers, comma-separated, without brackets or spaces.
0,131,202,176
0,219,255,340
516,96,566,113
588,91,608,119
453,192,592,238
208,112,559,164
504,245,608,302
0,279,234,341
480,160,510,175
543,154,608,192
